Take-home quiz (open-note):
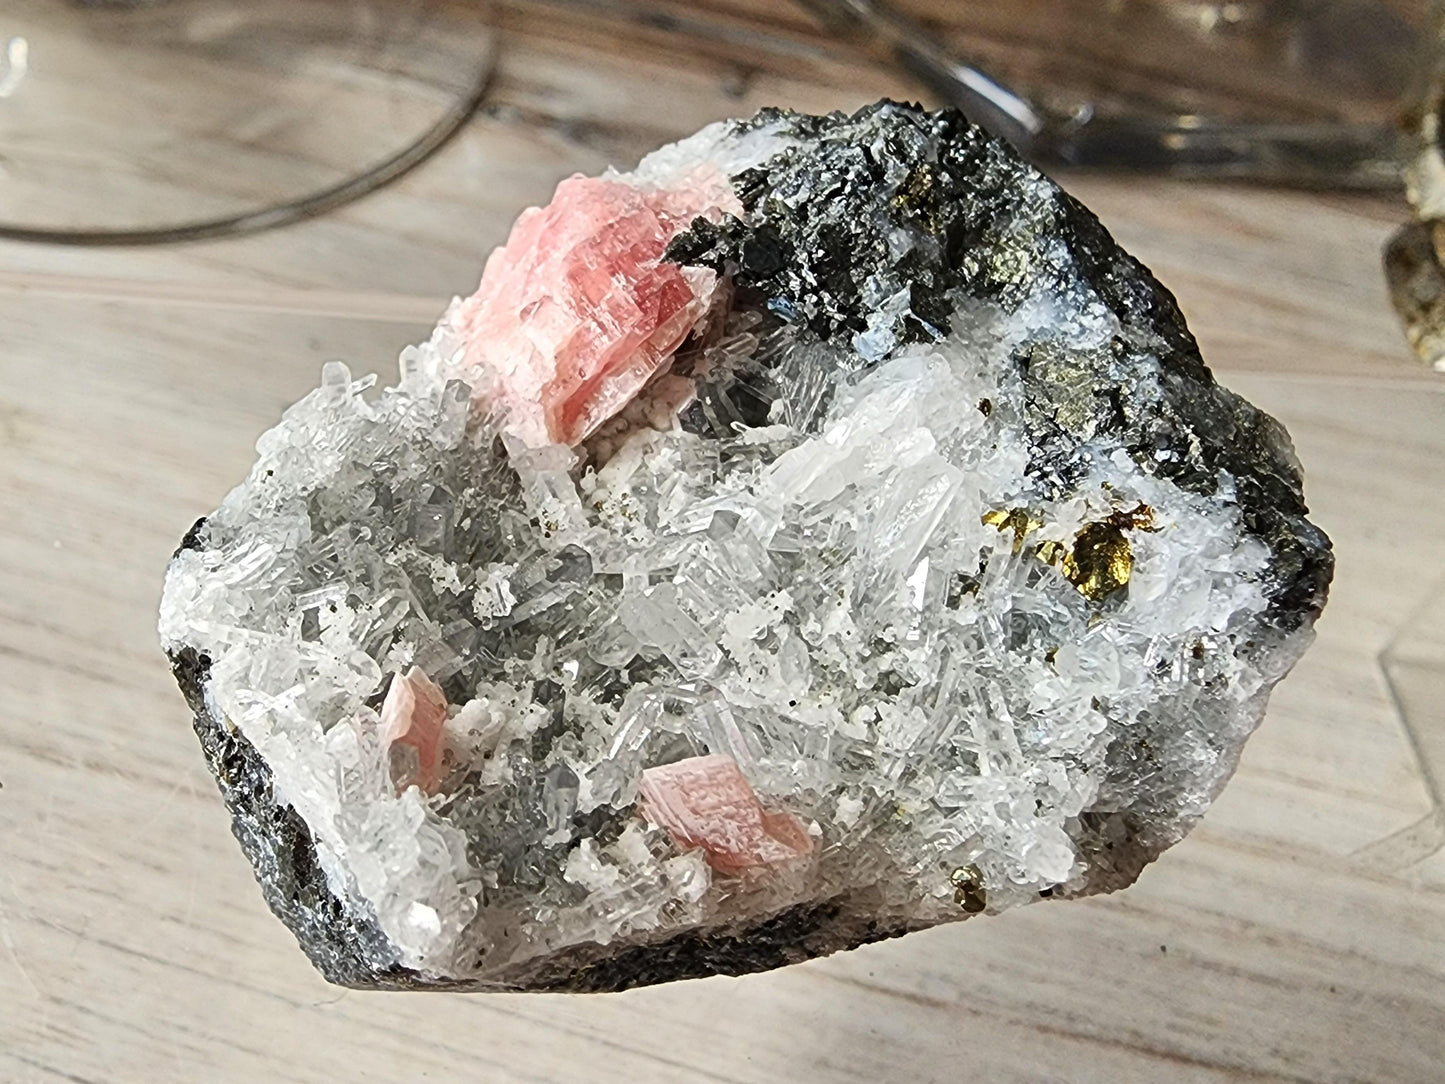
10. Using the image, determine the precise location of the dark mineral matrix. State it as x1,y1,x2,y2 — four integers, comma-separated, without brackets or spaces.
160,102,1332,991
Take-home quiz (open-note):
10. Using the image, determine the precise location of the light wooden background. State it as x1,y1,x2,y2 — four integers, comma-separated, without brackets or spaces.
1,8,1443,1084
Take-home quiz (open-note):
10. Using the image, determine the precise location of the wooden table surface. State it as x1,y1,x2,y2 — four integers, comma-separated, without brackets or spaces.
1,14,1443,1084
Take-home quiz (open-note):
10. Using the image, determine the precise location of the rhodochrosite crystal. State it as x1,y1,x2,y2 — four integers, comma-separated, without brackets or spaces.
159,103,1332,992
453,173,732,447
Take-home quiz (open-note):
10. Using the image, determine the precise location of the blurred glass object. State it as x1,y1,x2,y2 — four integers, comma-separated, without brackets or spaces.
800,0,1421,187
0,0,1434,248
1377,575,1445,860
1385,1,1445,368
0,0,495,244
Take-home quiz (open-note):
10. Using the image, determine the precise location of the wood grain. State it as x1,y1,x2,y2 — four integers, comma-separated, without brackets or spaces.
0,10,1442,1084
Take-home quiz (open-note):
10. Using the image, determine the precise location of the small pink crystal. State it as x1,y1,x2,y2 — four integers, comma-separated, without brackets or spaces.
637,754,814,872
378,666,449,794
455,172,737,447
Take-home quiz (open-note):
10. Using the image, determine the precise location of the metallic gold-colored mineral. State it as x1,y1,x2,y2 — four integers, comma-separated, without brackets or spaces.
982,507,1042,553
993,504,1151,601
950,864,987,914
1061,521,1133,601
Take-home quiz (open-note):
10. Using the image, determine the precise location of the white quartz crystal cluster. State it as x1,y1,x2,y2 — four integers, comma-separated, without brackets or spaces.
160,105,1324,987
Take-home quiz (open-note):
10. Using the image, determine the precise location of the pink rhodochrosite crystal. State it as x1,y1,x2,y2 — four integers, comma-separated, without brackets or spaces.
455,172,736,447
378,666,449,794
638,754,814,872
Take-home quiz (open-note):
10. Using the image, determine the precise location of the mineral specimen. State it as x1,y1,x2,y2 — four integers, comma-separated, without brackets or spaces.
159,102,1333,992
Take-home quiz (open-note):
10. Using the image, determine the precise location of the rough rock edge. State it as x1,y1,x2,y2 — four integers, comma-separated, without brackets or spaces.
173,520,932,991
670,102,1334,632
173,622,1163,989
